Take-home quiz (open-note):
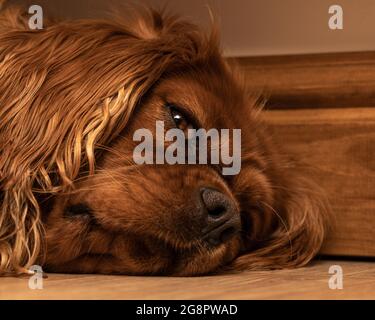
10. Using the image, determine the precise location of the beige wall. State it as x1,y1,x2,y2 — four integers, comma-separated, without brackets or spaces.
12,0,375,56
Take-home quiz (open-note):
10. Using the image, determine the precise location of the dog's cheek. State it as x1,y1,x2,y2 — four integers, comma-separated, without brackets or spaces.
231,166,277,246
44,220,85,266
43,200,108,269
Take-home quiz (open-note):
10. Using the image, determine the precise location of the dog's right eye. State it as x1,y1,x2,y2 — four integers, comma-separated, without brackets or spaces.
166,103,195,132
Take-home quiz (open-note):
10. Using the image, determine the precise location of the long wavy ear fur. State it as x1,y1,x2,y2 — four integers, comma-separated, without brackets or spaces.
233,179,329,270
0,6,220,274
229,129,331,271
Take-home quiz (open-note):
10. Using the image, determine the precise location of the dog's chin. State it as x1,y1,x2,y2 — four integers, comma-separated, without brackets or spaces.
45,235,242,276
172,238,242,276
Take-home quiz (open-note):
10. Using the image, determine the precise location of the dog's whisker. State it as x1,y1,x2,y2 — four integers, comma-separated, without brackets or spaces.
260,201,294,259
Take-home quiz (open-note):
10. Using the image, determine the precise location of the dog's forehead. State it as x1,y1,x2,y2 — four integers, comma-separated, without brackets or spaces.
154,70,248,129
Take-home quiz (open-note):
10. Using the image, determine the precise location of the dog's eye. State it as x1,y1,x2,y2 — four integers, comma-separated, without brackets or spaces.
167,104,194,131
64,203,94,219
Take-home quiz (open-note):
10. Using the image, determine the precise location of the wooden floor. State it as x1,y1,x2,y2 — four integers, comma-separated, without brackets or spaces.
1,260,374,299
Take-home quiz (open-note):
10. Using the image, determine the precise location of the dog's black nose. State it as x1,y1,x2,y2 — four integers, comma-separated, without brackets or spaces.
200,188,241,246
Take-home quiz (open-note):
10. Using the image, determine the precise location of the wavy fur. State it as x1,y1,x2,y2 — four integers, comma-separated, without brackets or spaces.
0,5,329,275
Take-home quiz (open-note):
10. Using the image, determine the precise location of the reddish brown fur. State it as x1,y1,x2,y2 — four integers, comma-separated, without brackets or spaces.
0,5,329,275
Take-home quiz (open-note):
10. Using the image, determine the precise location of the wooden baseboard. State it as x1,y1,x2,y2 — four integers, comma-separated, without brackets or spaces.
264,107,375,257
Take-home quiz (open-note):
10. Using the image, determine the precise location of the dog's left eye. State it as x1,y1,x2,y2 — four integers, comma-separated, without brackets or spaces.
64,203,94,219
167,104,194,131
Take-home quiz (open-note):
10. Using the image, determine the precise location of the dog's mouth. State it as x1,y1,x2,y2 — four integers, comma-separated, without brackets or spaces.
132,232,241,276
46,223,242,276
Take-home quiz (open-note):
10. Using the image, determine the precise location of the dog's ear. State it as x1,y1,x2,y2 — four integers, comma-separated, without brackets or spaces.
230,167,330,271
0,8,221,274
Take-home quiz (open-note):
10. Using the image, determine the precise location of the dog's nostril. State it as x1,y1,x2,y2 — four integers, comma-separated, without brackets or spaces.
208,204,226,218
201,188,231,219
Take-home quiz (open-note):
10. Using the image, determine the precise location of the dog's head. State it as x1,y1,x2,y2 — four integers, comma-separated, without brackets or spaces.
0,7,328,275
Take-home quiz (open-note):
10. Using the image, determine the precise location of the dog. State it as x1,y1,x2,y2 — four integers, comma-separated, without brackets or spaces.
0,5,328,276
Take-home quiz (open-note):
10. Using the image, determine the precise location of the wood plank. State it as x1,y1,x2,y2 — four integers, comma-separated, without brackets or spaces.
0,261,373,299
263,107,375,257
235,51,375,109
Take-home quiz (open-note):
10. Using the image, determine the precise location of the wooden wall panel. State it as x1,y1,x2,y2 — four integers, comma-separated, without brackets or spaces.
264,108,375,257
236,52,375,109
